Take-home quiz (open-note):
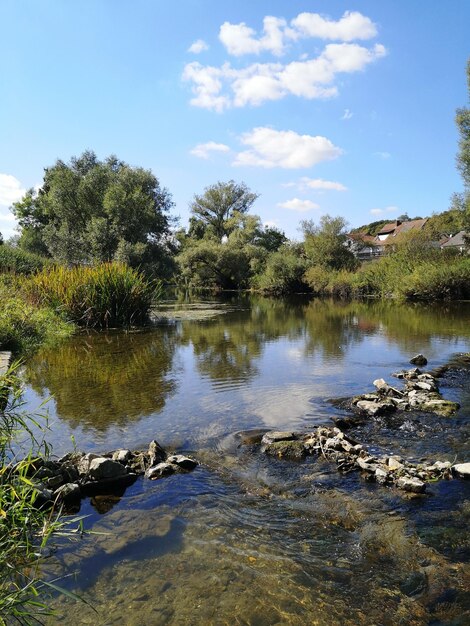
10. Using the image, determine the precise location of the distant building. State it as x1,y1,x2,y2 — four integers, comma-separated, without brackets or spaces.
440,230,468,253
346,219,429,260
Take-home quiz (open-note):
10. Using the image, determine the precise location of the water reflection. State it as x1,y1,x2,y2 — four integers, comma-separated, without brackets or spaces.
25,328,178,432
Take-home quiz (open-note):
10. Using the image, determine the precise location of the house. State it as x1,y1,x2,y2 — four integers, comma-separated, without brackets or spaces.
440,230,468,253
346,218,429,260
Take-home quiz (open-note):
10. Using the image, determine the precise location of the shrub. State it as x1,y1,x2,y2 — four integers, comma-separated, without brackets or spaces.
254,246,309,294
0,245,49,275
24,263,161,328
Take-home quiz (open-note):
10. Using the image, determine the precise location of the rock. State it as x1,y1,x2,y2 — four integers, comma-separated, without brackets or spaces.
148,440,167,466
413,381,437,392
166,455,198,471
261,431,296,445
45,474,64,489
146,462,175,480
410,354,428,366
419,399,460,417
357,457,379,472
77,453,101,476
396,477,426,493
373,378,388,390
386,457,404,471
452,463,470,479
375,468,389,484
88,458,128,481
432,461,452,471
54,482,81,503
263,440,306,460
112,449,132,464
356,400,395,416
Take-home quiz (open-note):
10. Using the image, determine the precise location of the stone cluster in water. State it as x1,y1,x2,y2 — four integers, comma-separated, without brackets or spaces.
352,364,460,418
26,440,198,510
256,428,469,494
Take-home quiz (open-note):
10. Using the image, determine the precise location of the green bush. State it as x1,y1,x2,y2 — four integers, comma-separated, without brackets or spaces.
0,245,49,275
254,246,309,294
24,263,161,328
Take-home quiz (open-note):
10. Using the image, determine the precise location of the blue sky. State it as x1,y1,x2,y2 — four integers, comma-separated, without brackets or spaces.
0,0,469,240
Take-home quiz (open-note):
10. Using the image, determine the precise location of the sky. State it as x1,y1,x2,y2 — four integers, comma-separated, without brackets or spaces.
0,0,469,240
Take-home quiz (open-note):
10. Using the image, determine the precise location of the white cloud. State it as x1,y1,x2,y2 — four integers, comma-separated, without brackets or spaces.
233,127,342,169
188,39,209,54
299,177,347,191
190,141,230,159
278,198,320,212
370,206,399,216
219,16,288,57
0,173,26,206
291,11,377,42
183,43,386,111
341,108,353,120
374,151,391,159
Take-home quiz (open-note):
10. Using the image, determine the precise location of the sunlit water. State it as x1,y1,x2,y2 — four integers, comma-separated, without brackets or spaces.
19,296,470,625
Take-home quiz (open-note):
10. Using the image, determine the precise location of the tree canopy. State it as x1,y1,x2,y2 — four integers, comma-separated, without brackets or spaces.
190,180,259,242
301,215,358,271
11,151,174,270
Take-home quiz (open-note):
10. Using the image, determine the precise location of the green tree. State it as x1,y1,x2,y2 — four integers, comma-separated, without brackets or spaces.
302,215,358,271
190,180,259,241
11,151,175,272
454,58,470,236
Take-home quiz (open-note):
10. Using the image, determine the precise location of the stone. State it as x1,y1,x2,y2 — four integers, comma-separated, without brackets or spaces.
112,449,132,464
432,461,452,471
146,462,175,480
45,474,64,489
261,431,296,445
357,457,379,472
54,482,81,503
264,440,306,460
77,453,101,476
410,354,428,366
356,400,395,416
419,399,460,417
148,440,167,466
88,458,128,481
166,454,198,470
452,463,470,479
386,457,404,471
396,477,426,493
373,378,388,390
375,468,389,483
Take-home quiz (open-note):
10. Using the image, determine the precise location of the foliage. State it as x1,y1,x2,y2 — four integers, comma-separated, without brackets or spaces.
11,151,174,271
0,279,73,353
302,215,358,272
0,244,49,275
0,366,84,624
23,263,160,328
456,58,470,189
254,244,309,294
189,180,259,242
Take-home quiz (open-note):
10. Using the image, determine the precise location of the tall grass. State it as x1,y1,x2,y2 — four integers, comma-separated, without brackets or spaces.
0,365,84,624
24,263,161,328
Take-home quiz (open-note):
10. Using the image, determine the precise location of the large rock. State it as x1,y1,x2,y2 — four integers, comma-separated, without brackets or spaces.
148,440,167,466
263,440,306,460
261,431,296,445
396,477,426,493
88,458,128,481
419,399,460,417
146,462,175,480
410,354,428,366
356,400,395,416
452,463,470,479
166,454,198,471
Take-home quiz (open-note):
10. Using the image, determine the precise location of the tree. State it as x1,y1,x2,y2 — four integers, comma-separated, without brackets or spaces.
301,215,358,271
190,180,259,242
11,151,174,270
454,58,470,237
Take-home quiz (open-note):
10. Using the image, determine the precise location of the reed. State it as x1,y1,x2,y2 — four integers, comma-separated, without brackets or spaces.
24,263,161,328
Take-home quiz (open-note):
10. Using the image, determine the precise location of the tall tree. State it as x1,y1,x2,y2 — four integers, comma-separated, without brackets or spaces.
301,215,358,271
190,180,258,241
11,151,174,269
454,58,470,236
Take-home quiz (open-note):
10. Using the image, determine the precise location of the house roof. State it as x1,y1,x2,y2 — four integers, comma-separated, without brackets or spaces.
377,222,398,235
441,230,467,248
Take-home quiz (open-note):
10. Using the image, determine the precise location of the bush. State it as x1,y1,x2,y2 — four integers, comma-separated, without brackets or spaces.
0,245,49,275
0,281,73,353
24,263,161,328
254,246,309,294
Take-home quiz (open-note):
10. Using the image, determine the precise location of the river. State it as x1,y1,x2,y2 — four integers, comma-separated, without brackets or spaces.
20,295,470,625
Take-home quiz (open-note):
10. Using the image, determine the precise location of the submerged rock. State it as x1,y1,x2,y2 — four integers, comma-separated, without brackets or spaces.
263,440,306,461
410,354,428,366
146,462,175,480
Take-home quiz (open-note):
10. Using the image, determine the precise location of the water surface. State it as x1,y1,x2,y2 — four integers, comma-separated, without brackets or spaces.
21,296,470,625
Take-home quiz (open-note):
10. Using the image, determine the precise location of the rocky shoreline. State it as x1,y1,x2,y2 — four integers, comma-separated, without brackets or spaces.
20,440,198,511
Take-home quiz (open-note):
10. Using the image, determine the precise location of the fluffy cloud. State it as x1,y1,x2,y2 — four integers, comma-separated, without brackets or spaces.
291,11,377,42
218,11,377,58
370,206,399,216
190,141,230,159
219,16,288,56
0,173,26,206
294,177,347,191
278,198,320,212
188,39,209,54
183,43,386,111
233,127,342,169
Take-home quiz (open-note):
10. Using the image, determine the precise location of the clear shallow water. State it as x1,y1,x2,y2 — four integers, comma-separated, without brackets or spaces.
20,296,470,625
